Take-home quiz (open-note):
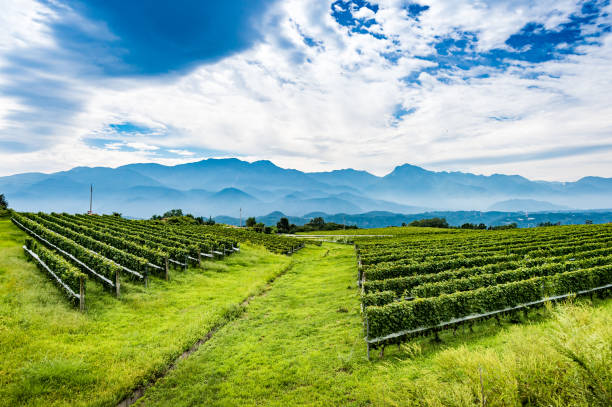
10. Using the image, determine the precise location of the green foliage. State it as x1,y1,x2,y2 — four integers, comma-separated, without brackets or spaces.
14,213,123,286
163,209,183,218
360,223,612,346
460,222,487,229
18,213,149,273
362,247,612,296
185,222,311,254
30,212,168,267
309,216,325,228
409,255,611,299
366,253,523,280
409,217,449,228
23,237,84,300
0,193,7,210
489,223,518,230
291,216,358,233
80,214,233,256
245,217,256,228
276,217,291,233
361,290,396,307
366,265,612,340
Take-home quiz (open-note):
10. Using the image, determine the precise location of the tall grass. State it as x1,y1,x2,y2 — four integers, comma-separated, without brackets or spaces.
375,300,612,406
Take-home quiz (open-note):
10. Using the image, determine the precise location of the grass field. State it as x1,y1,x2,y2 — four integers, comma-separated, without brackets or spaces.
1,217,611,406
139,243,612,407
0,218,291,406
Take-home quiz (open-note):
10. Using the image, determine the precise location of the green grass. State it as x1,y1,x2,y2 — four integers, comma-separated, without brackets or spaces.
0,218,291,406
139,243,612,407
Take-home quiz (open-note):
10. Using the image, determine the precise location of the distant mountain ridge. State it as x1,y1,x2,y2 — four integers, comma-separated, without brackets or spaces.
488,199,570,212
1,158,610,218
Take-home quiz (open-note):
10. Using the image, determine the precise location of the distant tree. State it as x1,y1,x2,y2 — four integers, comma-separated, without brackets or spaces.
264,226,272,234
488,223,518,230
112,212,122,217
277,217,291,233
163,209,183,218
401,222,407,227
585,219,593,225
409,217,449,228
204,216,216,225
460,222,487,230
253,222,265,233
246,217,256,228
308,217,325,228
151,214,162,220
167,216,196,225
0,194,7,210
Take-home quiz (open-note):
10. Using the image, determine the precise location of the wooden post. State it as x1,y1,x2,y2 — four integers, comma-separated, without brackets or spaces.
144,265,149,288
197,250,202,266
365,317,370,360
79,276,85,312
115,269,120,298
165,257,169,281
184,255,188,271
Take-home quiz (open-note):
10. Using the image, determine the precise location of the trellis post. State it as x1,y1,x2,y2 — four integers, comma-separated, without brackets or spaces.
79,276,85,312
164,257,169,281
115,269,120,298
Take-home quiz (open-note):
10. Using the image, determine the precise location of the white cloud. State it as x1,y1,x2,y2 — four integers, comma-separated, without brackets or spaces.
0,0,610,182
125,142,159,151
168,149,195,156
353,6,376,20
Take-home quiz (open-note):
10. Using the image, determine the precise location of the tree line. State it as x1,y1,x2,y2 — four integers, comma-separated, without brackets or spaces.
402,217,519,230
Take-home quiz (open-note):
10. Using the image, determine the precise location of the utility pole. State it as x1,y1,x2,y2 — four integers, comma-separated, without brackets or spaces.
88,184,93,215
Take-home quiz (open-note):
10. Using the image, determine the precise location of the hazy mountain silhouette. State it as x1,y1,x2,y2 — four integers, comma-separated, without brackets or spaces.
2,158,611,217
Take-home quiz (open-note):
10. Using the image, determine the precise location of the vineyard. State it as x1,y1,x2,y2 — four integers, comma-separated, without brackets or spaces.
10,212,306,309
1,214,611,406
357,224,612,357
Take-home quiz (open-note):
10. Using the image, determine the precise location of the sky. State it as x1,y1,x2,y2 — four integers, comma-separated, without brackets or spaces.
0,0,611,181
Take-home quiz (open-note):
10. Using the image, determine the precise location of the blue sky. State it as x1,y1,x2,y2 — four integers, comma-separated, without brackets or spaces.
0,0,611,180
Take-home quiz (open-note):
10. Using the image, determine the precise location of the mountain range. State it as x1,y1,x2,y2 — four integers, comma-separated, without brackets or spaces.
1,158,610,218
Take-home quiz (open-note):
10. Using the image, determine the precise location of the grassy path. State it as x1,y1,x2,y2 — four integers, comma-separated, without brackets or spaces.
139,243,612,407
138,243,364,406
0,218,291,406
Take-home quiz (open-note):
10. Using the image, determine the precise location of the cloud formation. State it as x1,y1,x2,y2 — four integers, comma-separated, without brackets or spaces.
0,0,611,181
